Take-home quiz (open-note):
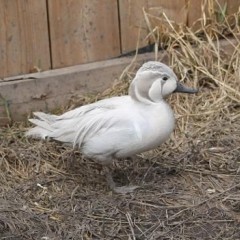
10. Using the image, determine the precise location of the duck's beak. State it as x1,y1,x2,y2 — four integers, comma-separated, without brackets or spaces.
174,82,198,94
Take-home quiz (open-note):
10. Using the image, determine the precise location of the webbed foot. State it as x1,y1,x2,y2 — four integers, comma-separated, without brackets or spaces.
103,166,139,194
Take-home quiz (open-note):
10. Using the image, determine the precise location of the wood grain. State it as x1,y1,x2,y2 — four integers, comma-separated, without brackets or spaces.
119,0,187,53
0,0,51,78
148,0,187,24
47,0,121,68
119,0,149,53
0,51,163,124
187,0,240,27
226,0,240,15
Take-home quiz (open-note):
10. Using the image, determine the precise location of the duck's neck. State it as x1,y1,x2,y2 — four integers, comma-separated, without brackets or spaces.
129,82,164,105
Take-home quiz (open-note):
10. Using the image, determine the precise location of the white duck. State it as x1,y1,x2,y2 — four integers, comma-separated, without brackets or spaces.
26,61,198,193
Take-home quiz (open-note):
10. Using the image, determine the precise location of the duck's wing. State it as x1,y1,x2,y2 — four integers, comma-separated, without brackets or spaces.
26,96,141,152
80,111,143,160
49,100,141,148
56,96,130,120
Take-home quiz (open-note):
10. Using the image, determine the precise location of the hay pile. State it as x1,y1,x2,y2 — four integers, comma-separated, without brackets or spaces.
1,6,240,240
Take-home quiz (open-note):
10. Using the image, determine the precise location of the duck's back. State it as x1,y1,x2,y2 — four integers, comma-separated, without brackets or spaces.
26,95,131,143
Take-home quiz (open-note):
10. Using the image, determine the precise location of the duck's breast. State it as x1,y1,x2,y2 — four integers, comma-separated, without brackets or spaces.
81,100,175,161
129,101,175,153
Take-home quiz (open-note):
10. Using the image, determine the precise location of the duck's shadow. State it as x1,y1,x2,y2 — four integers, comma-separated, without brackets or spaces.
60,150,179,190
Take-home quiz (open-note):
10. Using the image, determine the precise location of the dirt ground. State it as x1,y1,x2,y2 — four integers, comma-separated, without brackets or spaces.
1,92,240,240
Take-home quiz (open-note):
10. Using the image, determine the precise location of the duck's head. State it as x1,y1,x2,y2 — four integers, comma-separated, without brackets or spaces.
129,61,198,104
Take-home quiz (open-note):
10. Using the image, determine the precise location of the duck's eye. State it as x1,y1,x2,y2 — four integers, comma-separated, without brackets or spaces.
162,75,169,81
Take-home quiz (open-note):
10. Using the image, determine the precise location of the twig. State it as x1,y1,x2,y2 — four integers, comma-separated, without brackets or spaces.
168,182,240,221
126,212,136,240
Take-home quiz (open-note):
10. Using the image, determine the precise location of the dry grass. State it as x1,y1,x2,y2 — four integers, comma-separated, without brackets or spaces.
1,4,240,240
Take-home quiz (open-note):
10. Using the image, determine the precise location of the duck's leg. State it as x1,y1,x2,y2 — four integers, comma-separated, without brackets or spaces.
102,165,139,194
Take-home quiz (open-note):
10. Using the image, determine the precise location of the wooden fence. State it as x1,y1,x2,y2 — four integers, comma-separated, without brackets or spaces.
0,0,239,79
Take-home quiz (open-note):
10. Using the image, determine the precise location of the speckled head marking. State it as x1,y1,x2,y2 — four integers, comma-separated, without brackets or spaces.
139,61,173,74
129,61,198,104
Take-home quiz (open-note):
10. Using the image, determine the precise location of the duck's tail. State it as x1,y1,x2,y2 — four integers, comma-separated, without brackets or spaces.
26,112,57,139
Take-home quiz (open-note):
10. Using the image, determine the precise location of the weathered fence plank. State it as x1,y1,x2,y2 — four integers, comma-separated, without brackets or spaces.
119,0,187,54
148,0,187,23
187,0,240,27
226,0,240,15
0,0,239,78
119,0,149,53
47,0,121,68
0,0,51,78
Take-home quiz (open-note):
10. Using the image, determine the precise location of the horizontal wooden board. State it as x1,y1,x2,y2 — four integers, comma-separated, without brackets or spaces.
0,52,164,125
